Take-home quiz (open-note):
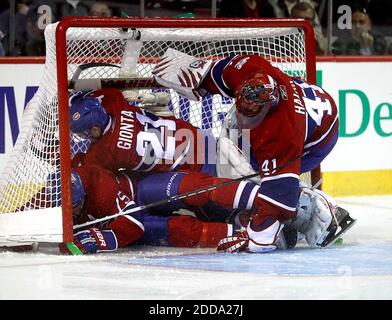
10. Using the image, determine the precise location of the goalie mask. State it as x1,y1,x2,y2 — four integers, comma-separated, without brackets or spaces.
69,97,109,140
235,72,279,117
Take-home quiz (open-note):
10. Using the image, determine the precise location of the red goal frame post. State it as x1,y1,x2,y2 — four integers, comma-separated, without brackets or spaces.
55,17,317,243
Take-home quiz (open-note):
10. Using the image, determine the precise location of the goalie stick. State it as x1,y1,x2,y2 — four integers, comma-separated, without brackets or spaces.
68,24,143,89
68,62,158,90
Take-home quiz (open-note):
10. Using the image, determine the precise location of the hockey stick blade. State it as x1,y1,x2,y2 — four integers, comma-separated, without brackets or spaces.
68,62,120,90
68,62,159,90
0,242,39,252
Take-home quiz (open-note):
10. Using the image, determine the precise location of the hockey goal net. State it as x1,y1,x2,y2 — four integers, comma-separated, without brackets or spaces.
0,17,316,246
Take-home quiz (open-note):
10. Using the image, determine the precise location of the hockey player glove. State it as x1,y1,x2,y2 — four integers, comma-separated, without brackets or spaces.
217,231,249,253
71,228,118,254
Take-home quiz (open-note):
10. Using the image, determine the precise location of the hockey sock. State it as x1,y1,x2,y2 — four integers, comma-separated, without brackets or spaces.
168,215,230,247
178,173,260,211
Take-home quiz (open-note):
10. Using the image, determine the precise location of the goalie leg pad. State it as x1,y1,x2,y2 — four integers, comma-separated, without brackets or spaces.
275,225,298,250
290,186,344,248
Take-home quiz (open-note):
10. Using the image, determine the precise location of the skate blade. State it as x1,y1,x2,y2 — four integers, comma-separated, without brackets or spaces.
322,217,357,248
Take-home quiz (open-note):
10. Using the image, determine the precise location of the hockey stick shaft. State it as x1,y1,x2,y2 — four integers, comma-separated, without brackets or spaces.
101,77,158,89
71,76,160,91
74,153,303,230
73,170,261,229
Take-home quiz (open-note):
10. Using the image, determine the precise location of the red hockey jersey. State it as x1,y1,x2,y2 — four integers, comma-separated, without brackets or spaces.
73,165,143,247
200,55,338,220
72,166,230,248
82,88,203,173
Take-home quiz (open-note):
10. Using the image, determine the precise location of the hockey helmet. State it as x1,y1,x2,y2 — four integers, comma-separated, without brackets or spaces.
69,96,109,140
69,89,94,105
48,171,85,209
235,72,279,117
71,171,85,209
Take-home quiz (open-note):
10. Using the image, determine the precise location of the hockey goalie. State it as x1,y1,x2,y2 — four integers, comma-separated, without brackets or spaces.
67,100,353,255
149,48,357,252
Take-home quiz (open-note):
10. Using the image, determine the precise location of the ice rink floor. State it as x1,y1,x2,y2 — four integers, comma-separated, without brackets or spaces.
1,195,391,300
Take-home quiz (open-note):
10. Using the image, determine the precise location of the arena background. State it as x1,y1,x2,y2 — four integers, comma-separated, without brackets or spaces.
1,56,391,197
1,0,392,300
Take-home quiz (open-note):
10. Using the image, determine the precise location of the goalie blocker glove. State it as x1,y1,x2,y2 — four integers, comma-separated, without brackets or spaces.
60,228,118,254
217,230,249,253
217,217,284,253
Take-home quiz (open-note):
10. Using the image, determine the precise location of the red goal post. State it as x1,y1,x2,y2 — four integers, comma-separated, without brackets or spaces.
56,17,318,243
0,17,317,246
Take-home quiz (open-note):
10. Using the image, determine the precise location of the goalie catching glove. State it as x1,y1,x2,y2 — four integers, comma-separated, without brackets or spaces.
60,228,118,254
152,48,213,101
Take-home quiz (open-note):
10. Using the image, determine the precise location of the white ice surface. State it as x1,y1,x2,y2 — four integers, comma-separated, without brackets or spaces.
1,196,391,300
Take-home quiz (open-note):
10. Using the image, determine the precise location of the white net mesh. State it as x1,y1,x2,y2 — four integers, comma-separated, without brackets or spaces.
0,21,310,242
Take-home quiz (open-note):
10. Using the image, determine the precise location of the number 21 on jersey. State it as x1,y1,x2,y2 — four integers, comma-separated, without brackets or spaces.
135,112,176,160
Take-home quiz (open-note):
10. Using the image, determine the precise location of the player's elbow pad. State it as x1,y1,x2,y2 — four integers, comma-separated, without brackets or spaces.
109,215,145,247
